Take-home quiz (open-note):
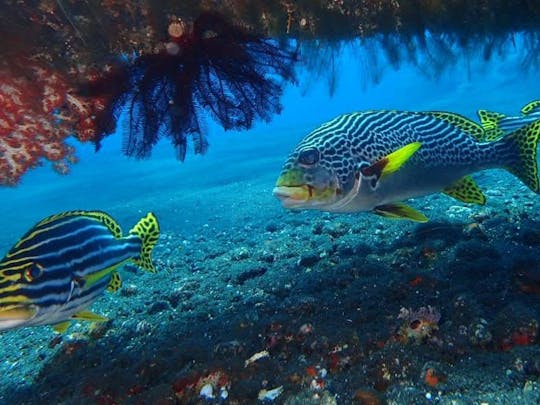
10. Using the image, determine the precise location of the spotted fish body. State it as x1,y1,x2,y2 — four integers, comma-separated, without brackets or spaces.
0,211,160,331
274,109,540,221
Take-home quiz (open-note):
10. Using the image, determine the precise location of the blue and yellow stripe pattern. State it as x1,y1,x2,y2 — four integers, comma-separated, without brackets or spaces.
0,210,159,332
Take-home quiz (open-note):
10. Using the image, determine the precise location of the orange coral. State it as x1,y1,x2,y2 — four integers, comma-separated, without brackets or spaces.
424,367,445,387
0,61,106,185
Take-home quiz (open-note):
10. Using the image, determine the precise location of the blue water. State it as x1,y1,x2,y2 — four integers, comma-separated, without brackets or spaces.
2,38,540,404
1,40,537,244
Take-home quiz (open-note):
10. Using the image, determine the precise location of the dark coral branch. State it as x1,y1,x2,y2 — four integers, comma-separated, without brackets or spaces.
83,11,296,160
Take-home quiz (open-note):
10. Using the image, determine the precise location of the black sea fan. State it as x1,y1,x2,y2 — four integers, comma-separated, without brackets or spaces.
88,11,297,160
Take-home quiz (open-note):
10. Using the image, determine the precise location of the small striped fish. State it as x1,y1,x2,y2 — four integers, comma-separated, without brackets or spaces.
478,100,540,141
273,107,540,222
0,210,160,332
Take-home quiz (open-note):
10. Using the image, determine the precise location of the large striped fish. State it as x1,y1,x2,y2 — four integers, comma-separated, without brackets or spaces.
273,107,540,222
0,210,160,332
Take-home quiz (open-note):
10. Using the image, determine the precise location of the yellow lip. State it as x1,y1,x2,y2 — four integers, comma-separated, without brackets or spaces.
0,305,37,330
272,186,310,207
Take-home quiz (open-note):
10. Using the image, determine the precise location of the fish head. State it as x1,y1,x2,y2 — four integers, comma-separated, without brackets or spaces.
0,261,49,331
273,142,359,210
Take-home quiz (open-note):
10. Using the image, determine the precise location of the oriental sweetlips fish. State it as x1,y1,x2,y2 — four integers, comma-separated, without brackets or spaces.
0,210,160,332
273,106,540,222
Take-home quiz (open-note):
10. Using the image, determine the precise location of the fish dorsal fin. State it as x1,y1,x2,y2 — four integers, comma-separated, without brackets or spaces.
52,321,71,333
71,310,109,323
373,202,428,223
443,176,486,205
361,142,422,180
33,210,123,239
79,211,123,239
426,111,485,141
107,271,122,293
477,110,506,141
521,100,540,115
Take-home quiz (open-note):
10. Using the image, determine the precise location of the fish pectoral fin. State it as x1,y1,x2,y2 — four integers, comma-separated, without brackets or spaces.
107,271,122,293
52,321,71,334
71,310,109,323
83,264,119,289
443,176,486,205
374,203,429,223
362,142,422,181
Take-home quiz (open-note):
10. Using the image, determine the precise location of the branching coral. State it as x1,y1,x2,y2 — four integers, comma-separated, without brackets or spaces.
84,11,297,160
0,5,296,183
0,61,108,185
1,1,540,184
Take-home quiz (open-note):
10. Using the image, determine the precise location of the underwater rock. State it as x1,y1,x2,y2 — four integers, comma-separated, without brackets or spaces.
297,253,320,267
468,318,493,347
259,252,276,264
235,267,268,285
231,247,251,261
454,240,501,262
521,227,540,246
284,389,337,405
265,222,279,233
147,300,171,315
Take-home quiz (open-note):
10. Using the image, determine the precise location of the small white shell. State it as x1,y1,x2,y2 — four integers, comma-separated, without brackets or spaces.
199,383,214,399
258,385,283,401
245,350,269,367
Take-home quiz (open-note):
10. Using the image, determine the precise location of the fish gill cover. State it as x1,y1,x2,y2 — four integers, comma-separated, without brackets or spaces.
1,0,540,185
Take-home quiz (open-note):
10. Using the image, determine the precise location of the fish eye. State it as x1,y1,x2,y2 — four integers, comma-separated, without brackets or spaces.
23,263,44,282
298,148,319,166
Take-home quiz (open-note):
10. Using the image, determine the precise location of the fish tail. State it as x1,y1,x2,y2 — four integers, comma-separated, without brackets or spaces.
499,119,540,193
129,212,160,273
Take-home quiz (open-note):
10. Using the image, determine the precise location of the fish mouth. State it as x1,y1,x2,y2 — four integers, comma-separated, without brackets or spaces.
0,305,37,331
272,185,313,207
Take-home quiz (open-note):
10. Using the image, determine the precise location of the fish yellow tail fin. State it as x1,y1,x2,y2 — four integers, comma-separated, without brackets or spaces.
502,120,540,193
129,212,160,273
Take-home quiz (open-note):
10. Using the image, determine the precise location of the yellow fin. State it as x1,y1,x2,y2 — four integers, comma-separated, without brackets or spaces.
71,310,109,323
504,120,540,193
364,142,422,181
477,110,506,141
427,111,485,141
130,212,160,273
84,264,120,289
107,271,122,293
52,321,71,333
382,142,422,178
374,202,428,223
443,176,486,205
521,100,540,115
